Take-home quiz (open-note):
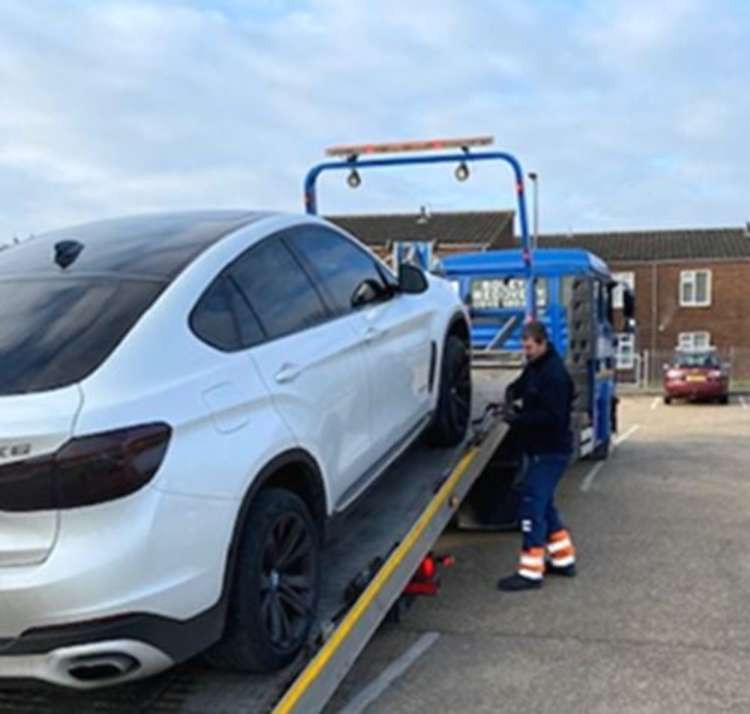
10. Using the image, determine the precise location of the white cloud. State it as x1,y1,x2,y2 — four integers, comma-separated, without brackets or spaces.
0,0,748,239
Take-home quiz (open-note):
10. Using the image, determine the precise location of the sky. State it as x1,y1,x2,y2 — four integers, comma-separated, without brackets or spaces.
0,0,748,240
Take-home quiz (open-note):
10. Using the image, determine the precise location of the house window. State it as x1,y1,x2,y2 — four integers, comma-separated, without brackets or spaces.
616,333,635,369
677,331,711,350
612,271,635,309
679,270,711,307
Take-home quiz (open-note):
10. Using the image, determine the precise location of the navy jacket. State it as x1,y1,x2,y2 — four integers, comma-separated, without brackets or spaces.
506,347,574,455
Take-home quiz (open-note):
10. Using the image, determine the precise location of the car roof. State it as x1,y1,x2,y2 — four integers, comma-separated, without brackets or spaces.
0,211,274,281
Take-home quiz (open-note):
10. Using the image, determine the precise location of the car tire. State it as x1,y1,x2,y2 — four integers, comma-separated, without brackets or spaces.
206,488,320,672
663,395,672,405
719,395,729,405
426,334,472,447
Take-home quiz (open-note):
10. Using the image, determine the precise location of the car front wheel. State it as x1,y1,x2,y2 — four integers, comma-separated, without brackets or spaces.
427,334,472,447
207,488,320,672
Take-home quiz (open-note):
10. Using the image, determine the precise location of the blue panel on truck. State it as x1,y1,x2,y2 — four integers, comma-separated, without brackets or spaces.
442,248,610,280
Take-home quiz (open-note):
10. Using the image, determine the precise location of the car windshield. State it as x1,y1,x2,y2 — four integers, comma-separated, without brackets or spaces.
673,351,720,368
0,277,165,396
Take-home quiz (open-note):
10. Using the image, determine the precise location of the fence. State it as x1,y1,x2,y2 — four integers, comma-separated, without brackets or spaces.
617,347,750,391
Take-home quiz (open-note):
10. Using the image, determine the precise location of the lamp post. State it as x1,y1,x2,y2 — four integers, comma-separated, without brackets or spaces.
527,172,539,251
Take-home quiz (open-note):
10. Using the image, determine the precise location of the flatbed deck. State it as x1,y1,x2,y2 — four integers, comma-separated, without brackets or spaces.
0,371,516,714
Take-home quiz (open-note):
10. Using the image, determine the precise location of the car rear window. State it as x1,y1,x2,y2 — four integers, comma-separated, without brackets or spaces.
0,278,165,395
674,351,720,368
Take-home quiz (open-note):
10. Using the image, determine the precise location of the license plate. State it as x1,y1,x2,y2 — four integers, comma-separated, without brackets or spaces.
686,375,706,382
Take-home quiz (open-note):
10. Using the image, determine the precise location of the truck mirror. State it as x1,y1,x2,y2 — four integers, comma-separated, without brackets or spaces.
623,289,635,320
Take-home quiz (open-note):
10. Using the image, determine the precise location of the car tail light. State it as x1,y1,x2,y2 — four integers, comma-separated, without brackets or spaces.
708,370,723,380
666,369,684,380
0,423,171,512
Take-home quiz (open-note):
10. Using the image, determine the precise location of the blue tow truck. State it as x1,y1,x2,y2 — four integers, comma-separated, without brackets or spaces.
443,247,635,460
441,246,635,528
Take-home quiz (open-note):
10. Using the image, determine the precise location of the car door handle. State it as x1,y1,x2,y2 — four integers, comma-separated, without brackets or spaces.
364,326,386,341
275,363,302,384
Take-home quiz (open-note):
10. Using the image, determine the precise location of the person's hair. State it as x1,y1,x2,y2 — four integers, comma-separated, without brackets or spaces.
522,320,548,344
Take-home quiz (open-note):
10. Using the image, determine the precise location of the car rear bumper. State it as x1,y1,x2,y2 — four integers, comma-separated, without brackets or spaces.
0,487,237,688
0,638,173,690
0,606,223,689
664,380,727,399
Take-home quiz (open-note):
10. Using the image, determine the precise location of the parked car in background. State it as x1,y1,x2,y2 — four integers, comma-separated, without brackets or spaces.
663,348,729,404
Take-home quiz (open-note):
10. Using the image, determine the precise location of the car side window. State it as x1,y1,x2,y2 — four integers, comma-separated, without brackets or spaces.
287,226,389,315
229,237,328,340
191,275,265,351
190,276,242,351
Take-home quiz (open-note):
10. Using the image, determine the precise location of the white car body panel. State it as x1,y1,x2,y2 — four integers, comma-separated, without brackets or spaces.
0,386,82,567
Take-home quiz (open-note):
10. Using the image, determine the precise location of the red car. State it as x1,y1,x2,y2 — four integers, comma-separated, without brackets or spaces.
663,349,729,404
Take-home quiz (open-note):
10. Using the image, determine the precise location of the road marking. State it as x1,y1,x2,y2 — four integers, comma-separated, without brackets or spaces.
614,424,641,446
580,424,641,492
650,397,660,410
740,396,748,409
580,462,605,493
337,632,440,714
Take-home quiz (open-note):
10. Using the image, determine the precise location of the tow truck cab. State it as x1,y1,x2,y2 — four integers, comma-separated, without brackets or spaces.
442,248,635,460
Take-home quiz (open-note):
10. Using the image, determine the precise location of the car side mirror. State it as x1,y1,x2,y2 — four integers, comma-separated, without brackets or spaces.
398,263,428,294
351,279,385,308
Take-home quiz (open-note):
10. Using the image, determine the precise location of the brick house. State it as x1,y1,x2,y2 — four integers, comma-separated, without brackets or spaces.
536,228,750,379
329,211,750,380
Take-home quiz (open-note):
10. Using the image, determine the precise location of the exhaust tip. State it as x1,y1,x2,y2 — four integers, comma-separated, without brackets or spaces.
67,653,139,682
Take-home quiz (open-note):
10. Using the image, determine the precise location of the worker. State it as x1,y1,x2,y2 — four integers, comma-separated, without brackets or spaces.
497,320,577,592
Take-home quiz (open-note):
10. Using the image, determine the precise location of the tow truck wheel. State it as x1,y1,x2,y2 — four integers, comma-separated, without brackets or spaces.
427,335,472,447
207,488,320,672
590,438,610,461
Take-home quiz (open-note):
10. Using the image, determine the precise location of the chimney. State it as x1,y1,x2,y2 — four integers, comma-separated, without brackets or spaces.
416,205,431,225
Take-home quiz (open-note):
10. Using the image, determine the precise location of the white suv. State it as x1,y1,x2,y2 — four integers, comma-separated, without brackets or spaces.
0,211,471,688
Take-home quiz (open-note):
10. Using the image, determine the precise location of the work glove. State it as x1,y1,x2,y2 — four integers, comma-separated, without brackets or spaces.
501,403,522,425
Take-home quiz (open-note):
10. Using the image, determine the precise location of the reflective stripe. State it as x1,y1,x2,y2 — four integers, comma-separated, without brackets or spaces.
547,538,572,554
519,557,544,571
520,554,544,567
518,568,543,581
524,547,546,557
548,529,570,543
550,554,576,567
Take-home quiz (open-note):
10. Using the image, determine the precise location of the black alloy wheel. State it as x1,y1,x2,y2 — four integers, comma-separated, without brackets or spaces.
260,511,317,650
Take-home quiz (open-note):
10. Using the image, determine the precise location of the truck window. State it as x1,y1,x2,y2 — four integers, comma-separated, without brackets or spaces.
470,277,547,309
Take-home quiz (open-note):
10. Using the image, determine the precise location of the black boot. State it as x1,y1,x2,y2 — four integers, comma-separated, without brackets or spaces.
497,573,542,592
546,562,577,577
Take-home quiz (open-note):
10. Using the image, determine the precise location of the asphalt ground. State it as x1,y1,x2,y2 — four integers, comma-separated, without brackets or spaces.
326,395,750,714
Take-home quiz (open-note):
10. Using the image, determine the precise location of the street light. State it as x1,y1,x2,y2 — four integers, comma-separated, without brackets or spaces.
527,172,539,251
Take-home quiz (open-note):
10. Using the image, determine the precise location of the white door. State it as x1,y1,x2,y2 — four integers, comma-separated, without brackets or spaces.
285,225,434,462
353,294,434,456
227,234,372,509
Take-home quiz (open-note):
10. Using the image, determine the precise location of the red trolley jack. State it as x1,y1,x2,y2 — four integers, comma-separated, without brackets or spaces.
388,552,455,622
